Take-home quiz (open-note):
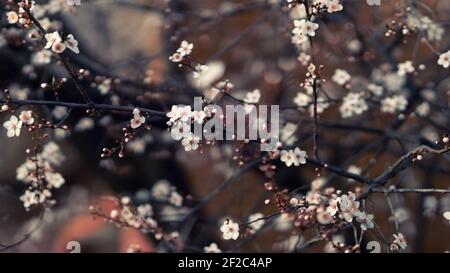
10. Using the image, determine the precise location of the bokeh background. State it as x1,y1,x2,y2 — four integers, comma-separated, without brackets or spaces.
0,0,449,252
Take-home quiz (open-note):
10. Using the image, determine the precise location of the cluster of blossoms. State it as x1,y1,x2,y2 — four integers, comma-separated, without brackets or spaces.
91,179,188,244
293,91,311,108
5,0,38,28
289,0,343,49
44,32,79,54
296,178,375,229
346,165,362,182
443,211,450,223
169,40,194,64
292,64,330,117
339,92,368,118
280,147,307,167
16,141,66,209
150,179,184,207
398,10,448,69
2,0,449,254
330,65,412,116
2,110,34,137
5,0,82,69
406,13,444,42
288,0,343,15
94,196,157,233
292,19,319,42
251,177,379,252
325,191,375,231
381,94,408,114
166,105,209,151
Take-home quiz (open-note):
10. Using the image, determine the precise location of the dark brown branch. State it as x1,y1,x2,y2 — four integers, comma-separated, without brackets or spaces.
0,98,167,117
372,145,450,185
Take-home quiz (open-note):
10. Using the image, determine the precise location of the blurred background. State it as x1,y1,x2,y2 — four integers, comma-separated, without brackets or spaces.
0,0,449,252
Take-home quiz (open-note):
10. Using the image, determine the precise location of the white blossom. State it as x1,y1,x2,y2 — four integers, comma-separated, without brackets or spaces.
294,92,311,107
308,97,330,117
437,50,450,69
151,180,171,200
244,89,261,104
338,192,360,222
169,52,183,63
190,61,225,89
356,211,374,230
169,191,183,207
297,52,311,66
248,213,265,233
16,142,65,209
381,95,408,113
137,204,153,218
19,110,34,125
98,78,112,94
392,233,407,250
280,123,297,145
45,32,62,51
167,105,192,125
293,19,319,37
3,115,22,137
192,110,206,124
332,69,351,85
177,40,193,56
326,0,343,13
181,133,200,151
384,72,405,92
397,60,415,76
41,141,65,166
64,34,80,54
327,198,339,216
166,105,182,124
220,219,240,240
317,207,333,225
169,40,193,62
339,92,368,118
45,172,65,189
415,102,430,117
130,108,146,129
6,11,19,24
443,211,450,223
280,147,307,167
51,41,66,53
204,243,222,253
